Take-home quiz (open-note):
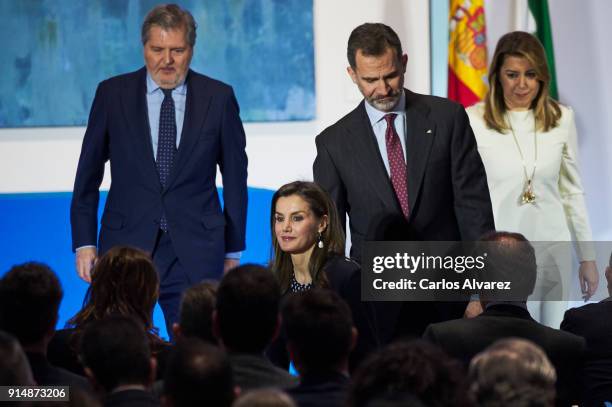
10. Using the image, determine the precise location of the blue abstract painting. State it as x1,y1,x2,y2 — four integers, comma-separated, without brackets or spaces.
0,0,314,127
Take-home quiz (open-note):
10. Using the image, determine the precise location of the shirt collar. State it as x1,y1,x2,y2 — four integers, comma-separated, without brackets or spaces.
364,89,406,126
146,71,187,95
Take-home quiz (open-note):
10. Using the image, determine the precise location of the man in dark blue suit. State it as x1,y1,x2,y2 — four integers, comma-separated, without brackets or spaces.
71,4,248,333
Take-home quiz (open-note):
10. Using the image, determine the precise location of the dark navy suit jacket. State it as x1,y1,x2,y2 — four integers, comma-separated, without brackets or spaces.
71,67,247,281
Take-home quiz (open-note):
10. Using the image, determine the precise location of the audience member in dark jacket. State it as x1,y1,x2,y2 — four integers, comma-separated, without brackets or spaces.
214,264,298,391
80,317,158,407
0,330,35,386
561,257,612,406
172,281,217,343
0,262,90,390
48,247,171,379
424,232,585,406
162,338,235,407
284,289,355,407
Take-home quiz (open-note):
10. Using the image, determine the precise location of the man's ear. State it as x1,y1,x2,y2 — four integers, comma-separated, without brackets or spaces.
148,357,157,387
401,53,408,72
347,66,358,84
83,367,102,393
172,323,182,339
349,327,358,352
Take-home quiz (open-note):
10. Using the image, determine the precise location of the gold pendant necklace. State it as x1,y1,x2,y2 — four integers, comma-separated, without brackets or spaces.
508,113,537,205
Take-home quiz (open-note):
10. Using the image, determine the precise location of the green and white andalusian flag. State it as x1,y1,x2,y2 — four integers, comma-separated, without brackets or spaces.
512,0,558,99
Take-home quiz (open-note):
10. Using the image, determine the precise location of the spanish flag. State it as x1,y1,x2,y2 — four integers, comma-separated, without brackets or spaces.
448,0,488,107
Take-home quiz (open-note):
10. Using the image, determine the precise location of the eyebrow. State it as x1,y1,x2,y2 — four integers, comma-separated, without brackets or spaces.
503,68,536,72
360,70,399,81
275,210,307,216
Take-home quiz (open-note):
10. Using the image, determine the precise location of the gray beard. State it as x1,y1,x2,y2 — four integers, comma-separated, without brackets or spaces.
368,94,401,112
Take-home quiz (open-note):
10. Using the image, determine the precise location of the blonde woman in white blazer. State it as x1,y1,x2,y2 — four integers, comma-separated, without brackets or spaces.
466,31,598,328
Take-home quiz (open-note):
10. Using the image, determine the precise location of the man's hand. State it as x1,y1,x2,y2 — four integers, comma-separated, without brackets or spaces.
464,299,483,318
76,247,97,283
579,260,599,301
223,258,240,275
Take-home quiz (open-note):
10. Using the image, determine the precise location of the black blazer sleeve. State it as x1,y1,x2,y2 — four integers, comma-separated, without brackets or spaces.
449,103,495,240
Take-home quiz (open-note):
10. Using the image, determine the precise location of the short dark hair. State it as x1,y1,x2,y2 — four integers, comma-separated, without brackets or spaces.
0,262,62,345
141,4,197,47
79,316,152,392
164,338,234,407
347,23,403,69
347,340,468,407
0,330,34,385
283,289,353,373
216,264,280,353
479,231,537,300
178,281,217,343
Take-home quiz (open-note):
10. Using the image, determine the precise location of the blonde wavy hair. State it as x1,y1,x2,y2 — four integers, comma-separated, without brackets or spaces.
484,31,561,133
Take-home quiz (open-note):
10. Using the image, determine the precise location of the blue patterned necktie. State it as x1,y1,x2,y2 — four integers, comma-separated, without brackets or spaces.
156,88,177,231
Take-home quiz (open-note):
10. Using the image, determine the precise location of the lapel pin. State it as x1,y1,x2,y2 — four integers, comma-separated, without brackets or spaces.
426,129,432,134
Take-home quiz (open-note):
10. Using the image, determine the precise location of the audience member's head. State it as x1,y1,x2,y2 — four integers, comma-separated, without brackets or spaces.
174,281,217,343
0,262,63,349
233,389,297,407
282,289,356,374
79,316,154,394
163,338,234,407
347,340,468,407
68,246,159,334
0,330,35,385
479,231,537,302
214,264,280,353
468,338,556,407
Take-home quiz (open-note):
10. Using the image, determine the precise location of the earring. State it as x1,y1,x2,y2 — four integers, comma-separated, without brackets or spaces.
317,232,324,249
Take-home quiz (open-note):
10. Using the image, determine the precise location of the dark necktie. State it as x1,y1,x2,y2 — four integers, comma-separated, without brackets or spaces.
156,88,177,231
384,113,409,218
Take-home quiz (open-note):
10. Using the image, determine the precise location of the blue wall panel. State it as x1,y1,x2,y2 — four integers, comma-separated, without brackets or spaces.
0,187,273,339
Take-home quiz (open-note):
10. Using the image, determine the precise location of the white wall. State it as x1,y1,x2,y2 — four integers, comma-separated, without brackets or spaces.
485,0,612,240
0,0,430,193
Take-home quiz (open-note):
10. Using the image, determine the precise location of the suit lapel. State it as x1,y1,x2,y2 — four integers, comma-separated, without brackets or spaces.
121,68,161,188
348,102,400,212
165,70,212,191
404,90,435,219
